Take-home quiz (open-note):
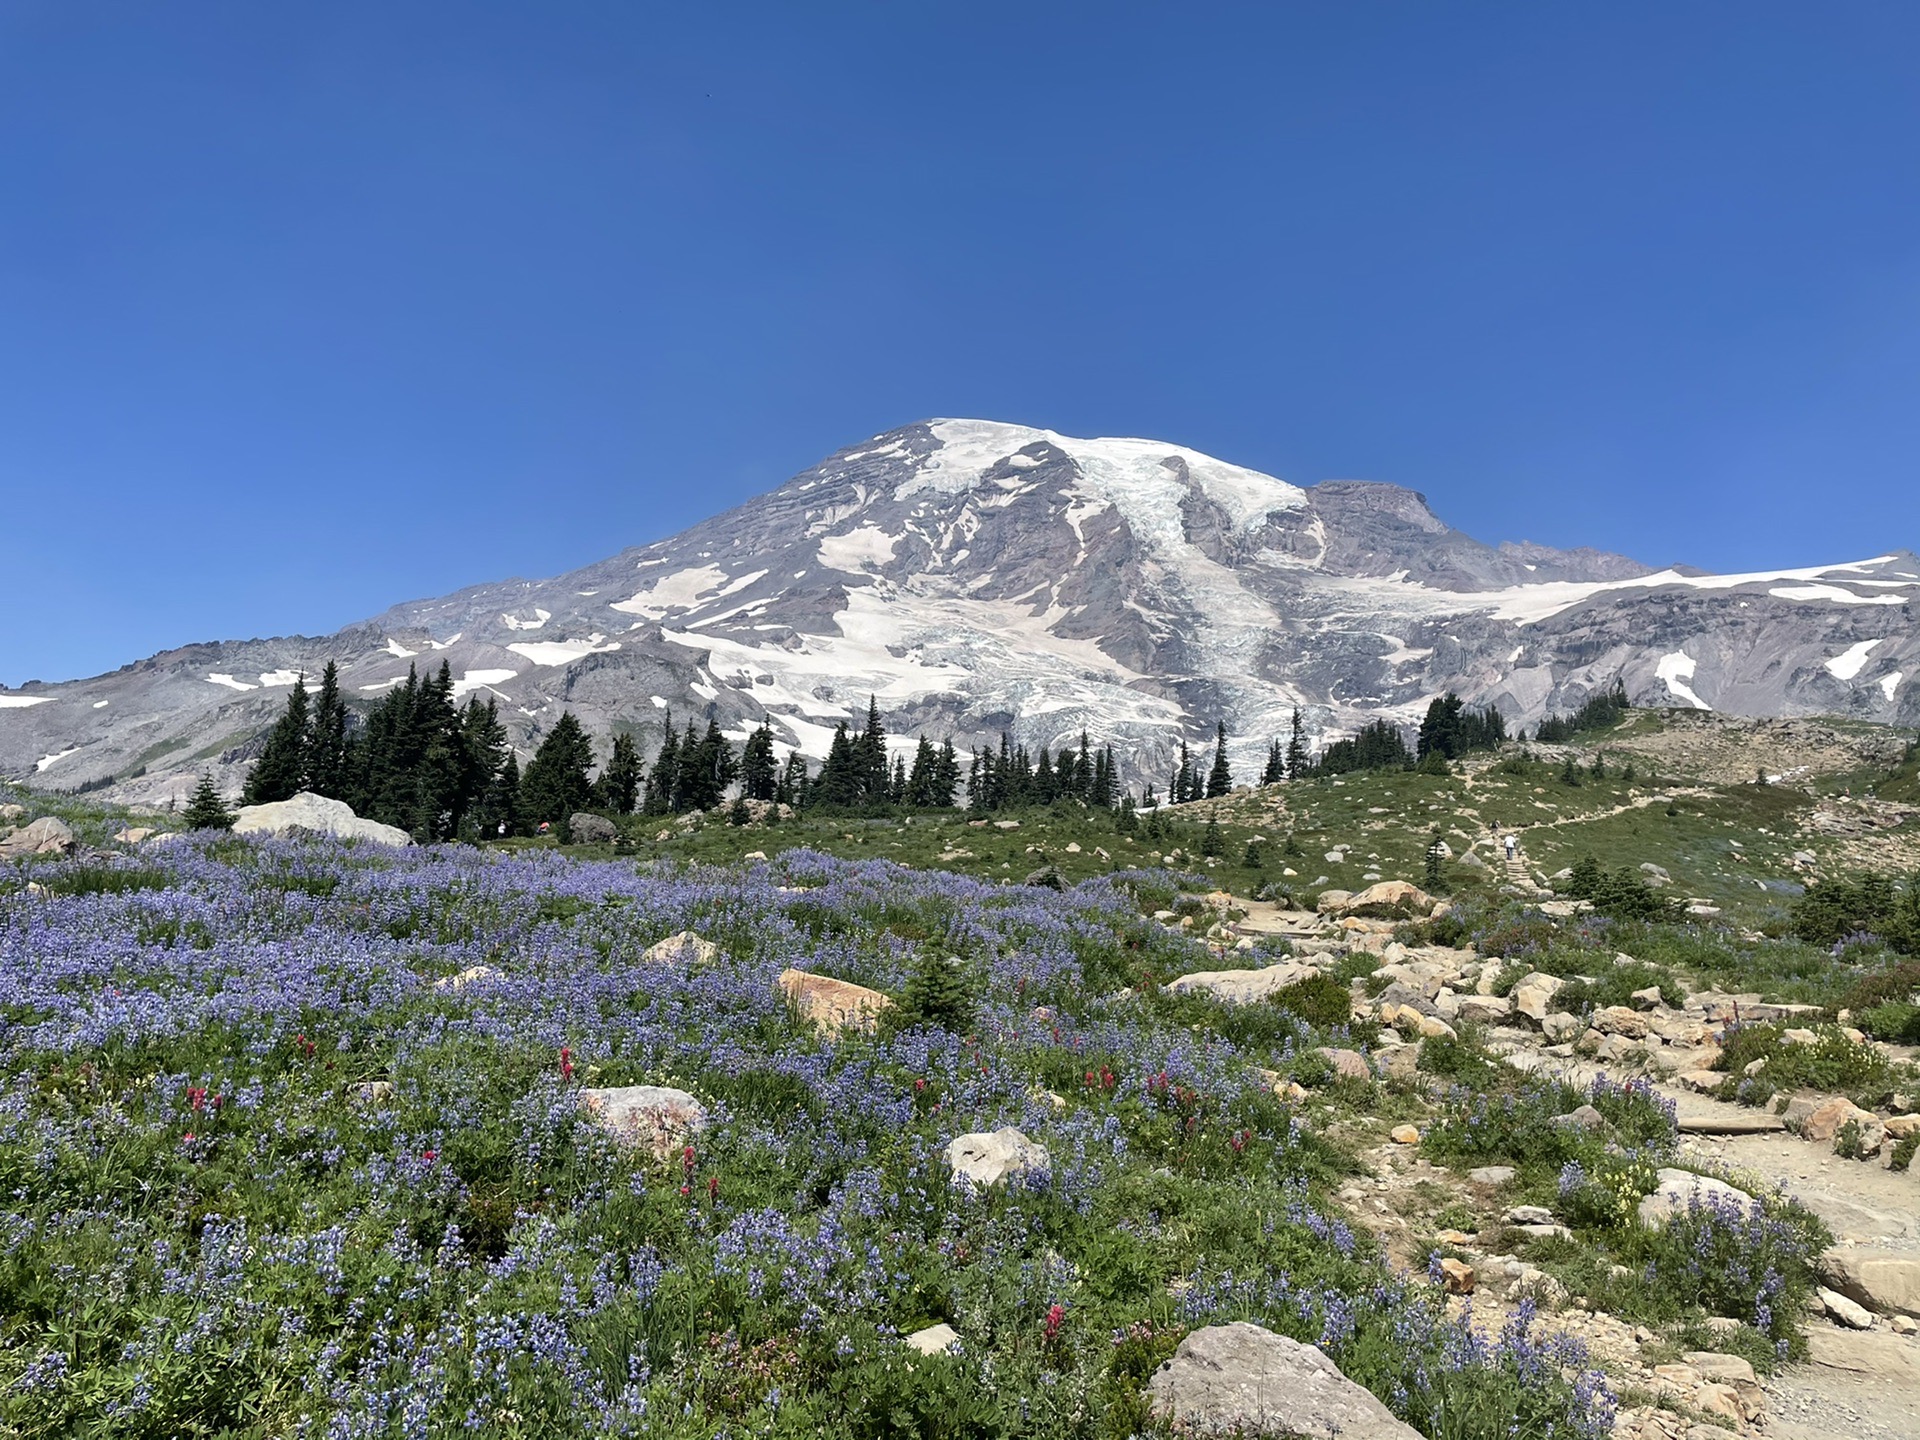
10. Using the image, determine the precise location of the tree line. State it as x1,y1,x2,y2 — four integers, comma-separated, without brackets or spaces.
239,666,1588,840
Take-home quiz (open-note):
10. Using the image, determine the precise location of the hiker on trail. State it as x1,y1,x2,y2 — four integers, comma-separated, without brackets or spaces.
1503,833,1517,862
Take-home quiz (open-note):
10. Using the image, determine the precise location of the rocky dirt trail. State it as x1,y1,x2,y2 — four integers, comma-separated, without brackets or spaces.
1503,1046,1920,1438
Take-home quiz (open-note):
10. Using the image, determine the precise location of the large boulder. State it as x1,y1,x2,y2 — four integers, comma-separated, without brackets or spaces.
1164,961,1316,1006
1637,1168,1755,1228
777,968,892,1033
232,792,412,846
1145,1322,1420,1438
568,812,618,845
1822,1248,1920,1319
945,1127,1049,1188
1336,881,1436,918
1511,972,1563,1024
576,1085,708,1162
0,816,75,857
644,930,721,965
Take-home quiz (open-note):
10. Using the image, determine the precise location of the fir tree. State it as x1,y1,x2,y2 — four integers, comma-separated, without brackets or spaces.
600,731,644,814
643,718,679,815
480,752,522,837
1285,707,1308,780
777,751,809,808
183,773,235,831
1205,722,1232,798
1423,829,1448,894
307,662,349,798
1201,814,1224,857
520,712,596,833
812,723,860,809
1175,739,1196,804
851,695,888,805
1261,738,1284,786
895,950,974,1033
740,722,778,802
244,675,311,805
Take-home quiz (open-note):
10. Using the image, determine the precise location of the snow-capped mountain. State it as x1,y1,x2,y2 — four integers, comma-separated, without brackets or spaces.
5,418,1916,803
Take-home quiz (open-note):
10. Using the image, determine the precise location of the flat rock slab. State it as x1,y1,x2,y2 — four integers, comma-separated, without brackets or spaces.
1145,1322,1421,1439
1822,1249,1920,1320
1804,1326,1920,1381
1164,961,1316,1005
1677,1111,1785,1135
643,930,720,965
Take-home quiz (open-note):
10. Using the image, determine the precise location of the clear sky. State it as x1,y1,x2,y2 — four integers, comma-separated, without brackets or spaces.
3,2,1918,685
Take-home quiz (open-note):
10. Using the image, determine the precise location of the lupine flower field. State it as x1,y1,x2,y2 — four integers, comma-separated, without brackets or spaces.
0,835,1622,1438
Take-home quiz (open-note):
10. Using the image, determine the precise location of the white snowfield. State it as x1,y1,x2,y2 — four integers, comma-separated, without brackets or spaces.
0,695,51,708
1825,638,1886,681
1656,651,1710,710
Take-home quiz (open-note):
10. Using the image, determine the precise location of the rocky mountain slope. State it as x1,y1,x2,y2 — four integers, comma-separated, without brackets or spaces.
3,418,1916,802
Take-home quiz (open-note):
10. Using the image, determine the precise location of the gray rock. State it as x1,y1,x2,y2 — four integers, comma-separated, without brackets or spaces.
642,930,721,965
232,792,412,846
1469,1165,1517,1187
0,815,74,857
945,1127,1049,1188
568,812,617,844
1145,1322,1420,1439
576,1085,708,1161
1550,1104,1609,1133
1820,1286,1877,1330
1506,1204,1556,1225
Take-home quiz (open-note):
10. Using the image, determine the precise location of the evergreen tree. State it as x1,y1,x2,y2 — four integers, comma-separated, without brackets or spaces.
1312,720,1412,776
479,752,522,837
307,662,349,798
183,773,235,831
1285,707,1309,780
456,696,511,838
520,712,596,833
1205,721,1232,798
895,950,974,1033
934,740,960,808
1175,739,1196,804
851,695,888,805
1560,754,1582,786
1201,814,1224,857
891,754,908,804
1423,827,1447,894
244,675,311,805
1262,738,1284,786
643,718,679,815
740,722,778,802
678,717,739,811
812,723,861,809
600,731,644,813
778,751,809,808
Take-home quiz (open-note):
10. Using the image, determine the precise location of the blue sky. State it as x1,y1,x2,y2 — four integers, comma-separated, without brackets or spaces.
3,2,1918,684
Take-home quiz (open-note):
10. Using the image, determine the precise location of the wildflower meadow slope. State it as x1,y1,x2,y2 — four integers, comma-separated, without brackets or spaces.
0,837,1613,1439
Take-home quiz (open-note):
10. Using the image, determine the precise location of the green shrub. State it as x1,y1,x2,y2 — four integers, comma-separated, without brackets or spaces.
1856,1002,1920,1044
1268,975,1355,1030
1716,1023,1903,1109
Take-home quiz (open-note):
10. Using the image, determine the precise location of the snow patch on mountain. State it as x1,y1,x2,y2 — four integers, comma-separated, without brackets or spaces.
507,637,621,666
1825,639,1886,681
1656,651,1710,710
208,674,256,692
0,695,50,709
1883,673,1905,701
452,669,519,698
817,526,899,572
